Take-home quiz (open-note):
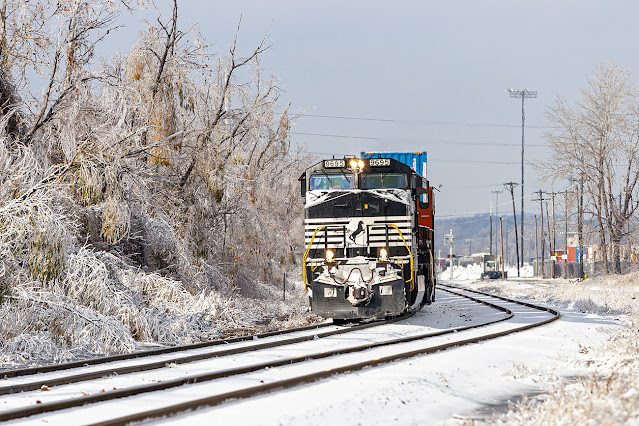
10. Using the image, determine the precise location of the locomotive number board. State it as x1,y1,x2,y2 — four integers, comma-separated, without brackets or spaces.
369,158,391,167
324,159,346,168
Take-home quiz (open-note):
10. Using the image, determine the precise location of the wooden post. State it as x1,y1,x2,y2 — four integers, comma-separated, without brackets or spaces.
535,189,546,279
500,217,505,279
551,191,556,257
489,214,493,255
579,175,584,280
535,215,539,277
546,202,553,278
564,190,569,278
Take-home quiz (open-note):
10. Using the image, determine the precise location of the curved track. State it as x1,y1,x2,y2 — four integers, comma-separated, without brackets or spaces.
0,315,416,396
0,285,559,425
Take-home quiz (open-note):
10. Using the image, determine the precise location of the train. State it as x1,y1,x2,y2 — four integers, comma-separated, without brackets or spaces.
300,154,436,320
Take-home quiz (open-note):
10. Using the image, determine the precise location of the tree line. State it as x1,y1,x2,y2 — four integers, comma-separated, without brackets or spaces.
0,0,310,300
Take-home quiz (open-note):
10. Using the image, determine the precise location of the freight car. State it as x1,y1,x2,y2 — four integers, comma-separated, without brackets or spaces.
300,156,436,320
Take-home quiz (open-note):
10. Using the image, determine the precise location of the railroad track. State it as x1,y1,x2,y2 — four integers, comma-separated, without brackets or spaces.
0,285,559,425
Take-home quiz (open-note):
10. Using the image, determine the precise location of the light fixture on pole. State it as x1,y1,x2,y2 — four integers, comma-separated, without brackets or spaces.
507,88,537,268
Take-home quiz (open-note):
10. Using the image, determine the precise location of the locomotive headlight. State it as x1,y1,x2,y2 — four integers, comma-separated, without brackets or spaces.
357,159,365,169
349,159,358,168
379,248,388,262
325,249,335,262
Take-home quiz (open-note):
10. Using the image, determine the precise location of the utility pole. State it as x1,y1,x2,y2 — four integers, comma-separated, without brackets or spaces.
491,188,503,256
534,215,539,277
505,218,509,265
545,201,552,278
504,182,520,277
551,191,557,257
499,217,505,278
565,192,569,256
507,88,537,274
489,200,494,255
557,188,571,278
579,176,584,280
533,189,547,278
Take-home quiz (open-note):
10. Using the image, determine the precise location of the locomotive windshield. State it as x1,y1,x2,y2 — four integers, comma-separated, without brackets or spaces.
361,173,408,189
309,174,355,190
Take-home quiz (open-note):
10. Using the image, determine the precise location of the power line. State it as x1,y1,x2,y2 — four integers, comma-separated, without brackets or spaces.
298,113,395,122
436,159,520,165
447,183,505,189
305,153,520,165
438,191,542,218
424,139,545,147
297,133,546,147
281,112,545,128
416,120,545,129
291,132,378,140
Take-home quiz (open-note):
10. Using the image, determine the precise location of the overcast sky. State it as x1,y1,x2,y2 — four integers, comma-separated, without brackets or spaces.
113,0,639,219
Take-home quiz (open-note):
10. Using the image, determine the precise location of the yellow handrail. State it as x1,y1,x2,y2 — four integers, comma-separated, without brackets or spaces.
302,225,326,290
390,223,414,291
302,223,414,292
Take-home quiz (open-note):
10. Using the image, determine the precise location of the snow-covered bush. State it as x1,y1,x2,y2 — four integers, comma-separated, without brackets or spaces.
0,1,317,367
479,274,639,425
491,316,639,425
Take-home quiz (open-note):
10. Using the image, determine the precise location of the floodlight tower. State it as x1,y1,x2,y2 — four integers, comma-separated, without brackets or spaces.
507,88,537,268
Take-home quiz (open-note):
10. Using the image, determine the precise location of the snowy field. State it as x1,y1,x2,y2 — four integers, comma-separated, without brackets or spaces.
2,266,638,424
443,265,639,425
158,268,637,425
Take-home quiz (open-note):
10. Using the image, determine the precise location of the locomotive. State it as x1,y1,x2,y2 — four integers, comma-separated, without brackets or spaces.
300,155,436,320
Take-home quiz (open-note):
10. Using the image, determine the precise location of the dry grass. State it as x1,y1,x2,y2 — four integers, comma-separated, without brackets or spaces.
470,275,639,425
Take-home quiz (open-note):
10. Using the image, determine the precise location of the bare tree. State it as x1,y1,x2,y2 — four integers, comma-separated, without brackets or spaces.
544,62,639,274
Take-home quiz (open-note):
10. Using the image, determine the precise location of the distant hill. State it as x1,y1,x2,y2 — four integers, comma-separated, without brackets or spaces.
434,213,538,265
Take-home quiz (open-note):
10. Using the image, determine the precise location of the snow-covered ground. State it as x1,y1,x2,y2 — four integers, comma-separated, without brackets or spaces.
157,273,636,425
3,271,638,424
439,263,535,280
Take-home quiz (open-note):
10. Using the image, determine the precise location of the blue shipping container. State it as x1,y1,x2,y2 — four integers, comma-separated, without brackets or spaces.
360,151,427,178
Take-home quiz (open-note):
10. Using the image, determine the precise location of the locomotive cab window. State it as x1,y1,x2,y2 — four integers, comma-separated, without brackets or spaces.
309,174,355,190
361,173,408,189
417,187,429,208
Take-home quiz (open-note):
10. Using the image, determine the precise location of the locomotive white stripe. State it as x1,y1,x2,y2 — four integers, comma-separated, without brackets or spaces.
302,222,412,227
304,234,413,239
304,239,413,245
304,242,411,249
304,228,412,235
304,238,413,245
303,223,412,230
304,216,411,224
303,228,412,234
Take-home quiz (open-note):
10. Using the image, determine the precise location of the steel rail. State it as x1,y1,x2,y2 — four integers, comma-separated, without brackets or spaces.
86,286,560,426
0,312,420,396
0,289,512,423
0,322,334,380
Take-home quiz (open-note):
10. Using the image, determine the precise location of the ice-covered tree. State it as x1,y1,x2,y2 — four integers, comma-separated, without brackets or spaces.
544,62,639,274
0,0,312,364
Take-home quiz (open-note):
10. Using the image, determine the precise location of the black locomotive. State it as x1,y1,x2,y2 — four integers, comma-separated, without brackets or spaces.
300,156,436,319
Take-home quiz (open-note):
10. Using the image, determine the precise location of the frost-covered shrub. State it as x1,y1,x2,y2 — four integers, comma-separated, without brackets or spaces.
0,193,74,290
491,317,639,425
0,246,315,367
0,1,318,368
